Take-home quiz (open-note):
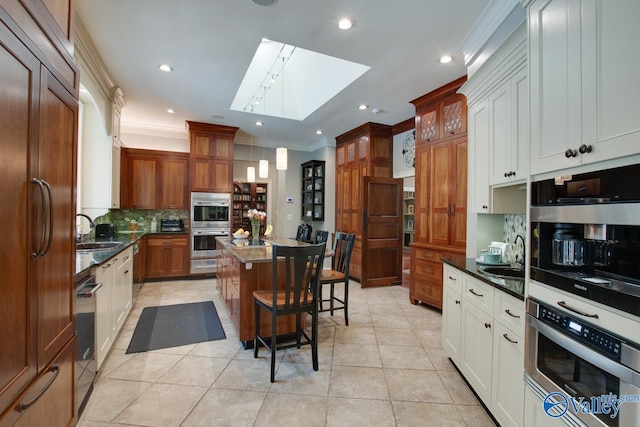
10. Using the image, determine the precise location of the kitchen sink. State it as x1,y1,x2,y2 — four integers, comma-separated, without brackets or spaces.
479,266,525,280
76,241,122,251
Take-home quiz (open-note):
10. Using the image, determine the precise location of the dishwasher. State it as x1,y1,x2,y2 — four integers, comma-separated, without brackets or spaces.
75,275,102,417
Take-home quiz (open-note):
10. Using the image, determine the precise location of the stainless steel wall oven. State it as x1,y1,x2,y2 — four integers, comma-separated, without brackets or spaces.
190,192,231,274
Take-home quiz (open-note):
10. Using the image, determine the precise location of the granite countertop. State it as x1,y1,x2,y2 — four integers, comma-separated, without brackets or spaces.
75,231,146,277
442,257,525,300
216,237,311,264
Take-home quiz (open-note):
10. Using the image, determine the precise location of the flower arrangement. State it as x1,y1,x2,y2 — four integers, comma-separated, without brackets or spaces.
247,209,266,238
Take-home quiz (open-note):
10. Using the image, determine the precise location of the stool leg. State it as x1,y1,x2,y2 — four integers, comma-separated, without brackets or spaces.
344,279,349,326
254,302,260,358
270,311,277,383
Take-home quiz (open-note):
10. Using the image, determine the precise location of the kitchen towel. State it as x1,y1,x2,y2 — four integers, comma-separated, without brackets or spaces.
126,301,226,354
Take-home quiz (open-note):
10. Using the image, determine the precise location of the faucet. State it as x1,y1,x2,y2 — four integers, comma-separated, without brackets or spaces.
75,214,95,242
514,234,525,269
76,213,95,228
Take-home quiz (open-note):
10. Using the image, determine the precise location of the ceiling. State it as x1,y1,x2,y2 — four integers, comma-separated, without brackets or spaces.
75,0,491,151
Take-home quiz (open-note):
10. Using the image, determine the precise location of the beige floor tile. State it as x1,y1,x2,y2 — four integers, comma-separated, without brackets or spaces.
326,397,395,427
379,345,434,370
375,328,419,346
268,362,330,395
332,343,382,367
385,369,453,403
334,325,377,344
81,378,152,423
392,401,466,426
188,337,243,359
414,328,445,349
457,404,498,426
96,348,135,378
105,352,182,382
371,313,411,329
148,342,198,355
329,366,389,399
439,370,480,405
157,355,230,387
281,342,334,365
76,421,109,427
182,388,266,427
342,313,374,327
406,313,443,330
368,301,404,315
211,358,275,391
253,393,328,427
113,383,207,426
424,347,457,371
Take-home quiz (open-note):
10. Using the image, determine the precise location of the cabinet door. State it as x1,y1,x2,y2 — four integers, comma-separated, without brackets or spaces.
214,135,232,160
581,0,640,164
414,144,429,242
95,262,114,370
428,141,451,246
469,101,490,213
441,94,467,137
128,156,157,208
167,243,189,276
529,0,583,174
460,301,493,403
191,158,212,191
442,287,462,364
0,23,40,412
161,158,187,209
212,159,232,192
191,132,213,157
491,323,525,427
450,138,467,249
37,69,76,369
512,68,529,181
489,80,513,185
416,103,440,143
146,238,168,278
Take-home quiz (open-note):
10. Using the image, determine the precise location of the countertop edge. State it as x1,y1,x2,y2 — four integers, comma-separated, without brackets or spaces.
75,232,146,278
442,257,525,301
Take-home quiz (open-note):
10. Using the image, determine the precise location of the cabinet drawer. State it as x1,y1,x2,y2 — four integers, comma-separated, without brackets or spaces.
443,263,463,293
412,276,443,308
414,259,442,281
494,291,525,333
463,275,495,313
147,236,187,247
413,247,442,262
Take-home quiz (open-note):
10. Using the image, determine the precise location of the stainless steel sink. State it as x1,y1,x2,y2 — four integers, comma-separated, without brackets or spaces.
76,241,122,251
479,266,525,280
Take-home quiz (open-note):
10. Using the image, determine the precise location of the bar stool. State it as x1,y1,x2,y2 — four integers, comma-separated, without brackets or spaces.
318,232,355,325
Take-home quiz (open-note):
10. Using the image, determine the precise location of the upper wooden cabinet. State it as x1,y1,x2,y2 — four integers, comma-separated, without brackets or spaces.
528,0,640,175
412,81,467,145
186,121,238,192
121,148,189,210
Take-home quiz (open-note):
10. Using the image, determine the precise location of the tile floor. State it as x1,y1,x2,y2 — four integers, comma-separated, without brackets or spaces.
78,278,496,427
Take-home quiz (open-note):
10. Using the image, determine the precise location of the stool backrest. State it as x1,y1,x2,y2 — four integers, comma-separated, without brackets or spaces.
295,224,312,242
271,243,325,308
312,230,329,244
331,232,356,274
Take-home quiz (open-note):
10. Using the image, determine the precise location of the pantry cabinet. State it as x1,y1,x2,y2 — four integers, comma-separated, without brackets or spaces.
442,264,525,427
0,2,78,424
187,121,238,193
528,0,640,175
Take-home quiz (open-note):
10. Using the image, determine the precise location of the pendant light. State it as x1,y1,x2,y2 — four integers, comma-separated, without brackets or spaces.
276,56,288,170
258,86,269,178
247,120,255,182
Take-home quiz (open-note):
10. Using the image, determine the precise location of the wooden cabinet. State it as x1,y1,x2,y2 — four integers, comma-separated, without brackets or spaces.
186,121,238,192
529,0,640,175
94,247,134,370
335,123,393,282
121,148,189,210
442,264,525,427
301,160,325,221
232,182,268,233
409,78,467,309
0,5,78,423
146,235,189,279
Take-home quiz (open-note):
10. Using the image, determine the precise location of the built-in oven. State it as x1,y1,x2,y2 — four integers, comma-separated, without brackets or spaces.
525,298,640,427
191,192,231,229
190,228,229,275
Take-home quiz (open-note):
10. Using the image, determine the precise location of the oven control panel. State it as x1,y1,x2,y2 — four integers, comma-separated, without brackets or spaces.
539,305,622,360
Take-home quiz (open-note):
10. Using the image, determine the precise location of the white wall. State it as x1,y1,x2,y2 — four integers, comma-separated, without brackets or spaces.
393,129,416,179
121,132,189,152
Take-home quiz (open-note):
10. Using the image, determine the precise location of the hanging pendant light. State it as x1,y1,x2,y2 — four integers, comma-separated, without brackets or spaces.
276,56,288,171
259,159,269,178
258,87,269,178
247,119,256,182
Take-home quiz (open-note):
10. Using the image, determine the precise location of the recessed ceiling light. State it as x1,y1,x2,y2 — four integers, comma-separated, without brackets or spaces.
338,18,354,30
159,64,172,72
252,0,278,6
358,104,368,110
439,55,453,64
166,108,175,114
316,130,323,135
256,121,263,126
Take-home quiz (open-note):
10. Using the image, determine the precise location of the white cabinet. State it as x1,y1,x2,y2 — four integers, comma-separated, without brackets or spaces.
468,100,490,213
442,265,526,426
529,0,640,176
94,246,133,370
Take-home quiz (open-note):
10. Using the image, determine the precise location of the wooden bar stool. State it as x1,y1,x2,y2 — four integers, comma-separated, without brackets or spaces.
318,232,355,325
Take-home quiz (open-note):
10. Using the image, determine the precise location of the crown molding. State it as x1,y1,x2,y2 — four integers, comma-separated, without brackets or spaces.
74,17,118,102
121,122,188,139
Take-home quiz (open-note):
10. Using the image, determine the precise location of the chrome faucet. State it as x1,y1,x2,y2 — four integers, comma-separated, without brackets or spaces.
514,234,525,269
76,213,95,228
75,213,95,242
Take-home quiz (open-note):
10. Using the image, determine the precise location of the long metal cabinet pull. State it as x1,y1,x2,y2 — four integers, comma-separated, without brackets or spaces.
31,178,46,257
557,300,599,319
15,365,60,412
42,180,53,255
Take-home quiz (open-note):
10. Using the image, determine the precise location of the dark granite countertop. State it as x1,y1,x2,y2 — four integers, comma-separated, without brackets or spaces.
442,257,525,300
75,232,146,277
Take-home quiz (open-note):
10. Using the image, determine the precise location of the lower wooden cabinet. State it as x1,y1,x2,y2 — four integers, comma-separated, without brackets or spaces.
442,263,525,427
146,235,189,278
410,246,463,308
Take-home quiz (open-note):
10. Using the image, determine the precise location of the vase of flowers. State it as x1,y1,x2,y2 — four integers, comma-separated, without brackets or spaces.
247,208,266,240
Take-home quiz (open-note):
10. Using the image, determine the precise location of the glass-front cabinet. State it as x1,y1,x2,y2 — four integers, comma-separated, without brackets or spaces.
301,160,325,221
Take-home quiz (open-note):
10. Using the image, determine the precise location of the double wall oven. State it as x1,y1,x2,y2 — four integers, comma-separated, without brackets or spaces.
526,164,640,427
190,192,230,274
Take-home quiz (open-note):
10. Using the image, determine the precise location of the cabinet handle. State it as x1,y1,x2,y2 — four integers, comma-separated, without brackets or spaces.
31,178,46,257
123,256,130,261
557,301,599,319
448,276,456,281
502,333,518,344
564,149,578,158
41,180,53,256
579,144,593,154
102,263,111,269
482,205,488,210
505,309,520,319
484,322,491,329
16,365,60,412
468,288,483,297
455,300,460,304
124,270,130,274
504,172,509,178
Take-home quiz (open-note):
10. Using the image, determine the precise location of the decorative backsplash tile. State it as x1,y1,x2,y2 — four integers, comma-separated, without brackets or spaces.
503,214,526,263
95,209,189,233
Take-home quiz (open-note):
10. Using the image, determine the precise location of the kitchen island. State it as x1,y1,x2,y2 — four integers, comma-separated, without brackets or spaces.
216,237,322,346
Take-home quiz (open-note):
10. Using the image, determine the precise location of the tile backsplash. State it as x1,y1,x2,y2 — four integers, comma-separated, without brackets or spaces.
503,214,526,263
95,209,189,233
